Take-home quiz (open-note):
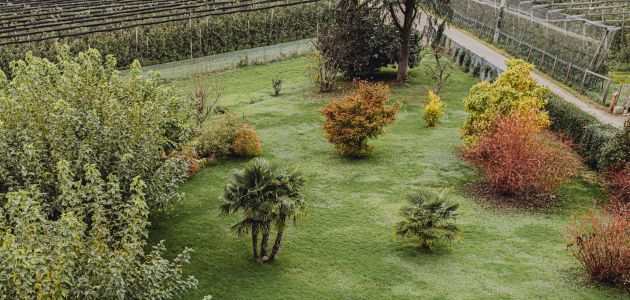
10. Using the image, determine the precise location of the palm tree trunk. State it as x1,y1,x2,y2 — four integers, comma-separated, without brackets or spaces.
251,225,259,259
260,228,270,259
269,231,284,261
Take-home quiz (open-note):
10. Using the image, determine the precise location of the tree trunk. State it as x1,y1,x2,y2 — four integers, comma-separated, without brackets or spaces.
269,231,284,261
260,228,270,259
251,225,259,259
395,0,417,84
493,0,507,44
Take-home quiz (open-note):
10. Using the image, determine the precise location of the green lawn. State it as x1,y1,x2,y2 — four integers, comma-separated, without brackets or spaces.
149,57,625,299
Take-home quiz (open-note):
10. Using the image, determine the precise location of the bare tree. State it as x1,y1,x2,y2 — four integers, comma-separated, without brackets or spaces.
187,75,224,128
425,20,453,94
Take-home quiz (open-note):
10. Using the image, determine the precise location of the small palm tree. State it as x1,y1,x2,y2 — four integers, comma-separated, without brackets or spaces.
221,158,306,261
395,189,460,251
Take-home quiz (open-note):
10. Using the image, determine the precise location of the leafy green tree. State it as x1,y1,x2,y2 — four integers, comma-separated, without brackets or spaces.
221,158,306,262
395,189,460,251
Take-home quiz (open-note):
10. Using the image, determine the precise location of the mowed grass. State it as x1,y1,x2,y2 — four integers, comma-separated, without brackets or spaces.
149,57,625,299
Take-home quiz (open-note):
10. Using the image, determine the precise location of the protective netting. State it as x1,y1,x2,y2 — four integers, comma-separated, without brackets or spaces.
123,38,314,80
452,0,623,104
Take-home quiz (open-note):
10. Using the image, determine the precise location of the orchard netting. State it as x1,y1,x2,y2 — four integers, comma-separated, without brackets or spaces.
452,0,627,105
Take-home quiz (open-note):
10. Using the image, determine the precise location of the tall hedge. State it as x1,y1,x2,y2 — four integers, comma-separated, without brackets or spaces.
0,3,332,75
545,94,621,170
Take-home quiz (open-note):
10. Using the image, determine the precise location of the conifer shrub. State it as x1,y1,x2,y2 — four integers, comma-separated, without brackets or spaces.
321,81,399,157
566,206,630,288
463,111,582,195
423,91,445,127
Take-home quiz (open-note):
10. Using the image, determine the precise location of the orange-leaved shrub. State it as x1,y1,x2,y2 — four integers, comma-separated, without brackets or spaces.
321,81,399,157
463,111,581,195
233,124,263,157
566,205,630,288
604,163,630,203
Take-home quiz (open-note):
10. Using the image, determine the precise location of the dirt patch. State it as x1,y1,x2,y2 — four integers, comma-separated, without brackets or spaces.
460,180,560,213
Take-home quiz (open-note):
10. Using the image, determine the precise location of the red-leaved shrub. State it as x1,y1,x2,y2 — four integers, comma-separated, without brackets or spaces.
171,146,204,178
463,111,581,195
566,206,630,287
604,163,630,203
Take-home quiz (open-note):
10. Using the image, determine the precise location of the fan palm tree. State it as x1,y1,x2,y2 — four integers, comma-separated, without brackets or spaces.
268,172,307,261
220,158,306,261
395,189,460,251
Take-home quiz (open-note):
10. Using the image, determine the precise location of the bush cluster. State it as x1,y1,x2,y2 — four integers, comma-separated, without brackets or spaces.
0,48,197,298
197,114,262,159
463,112,582,195
604,164,630,203
322,81,399,157
462,59,549,146
566,206,630,288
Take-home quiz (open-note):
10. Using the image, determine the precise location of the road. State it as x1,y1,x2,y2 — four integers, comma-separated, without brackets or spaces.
417,14,627,129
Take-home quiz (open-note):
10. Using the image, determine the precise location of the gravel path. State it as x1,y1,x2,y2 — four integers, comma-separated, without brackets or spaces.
417,15,628,128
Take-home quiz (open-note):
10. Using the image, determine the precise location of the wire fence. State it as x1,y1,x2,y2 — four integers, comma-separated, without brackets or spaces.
124,38,314,80
452,0,622,106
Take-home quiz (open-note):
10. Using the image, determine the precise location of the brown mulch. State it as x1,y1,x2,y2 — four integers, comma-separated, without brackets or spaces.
460,180,560,213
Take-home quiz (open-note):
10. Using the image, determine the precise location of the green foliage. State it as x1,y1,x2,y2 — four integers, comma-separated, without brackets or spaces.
0,47,199,298
599,120,630,171
463,51,472,72
0,163,197,299
0,46,191,212
545,94,620,170
196,114,262,159
462,59,549,146
221,158,306,261
272,75,282,96
395,189,460,251
0,3,332,75
423,90,445,127
317,1,421,78
580,124,619,169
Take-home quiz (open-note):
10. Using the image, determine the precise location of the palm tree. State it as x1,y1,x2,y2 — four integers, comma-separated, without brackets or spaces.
268,171,307,261
395,189,460,251
221,158,306,261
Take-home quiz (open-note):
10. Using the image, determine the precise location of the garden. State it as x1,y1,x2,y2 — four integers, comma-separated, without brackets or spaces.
0,0,628,299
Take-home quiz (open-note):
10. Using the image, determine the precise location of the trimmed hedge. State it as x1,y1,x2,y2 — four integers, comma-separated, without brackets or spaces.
545,94,621,170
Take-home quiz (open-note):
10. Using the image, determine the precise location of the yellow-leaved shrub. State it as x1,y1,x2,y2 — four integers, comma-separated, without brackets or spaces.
461,59,549,146
423,91,444,127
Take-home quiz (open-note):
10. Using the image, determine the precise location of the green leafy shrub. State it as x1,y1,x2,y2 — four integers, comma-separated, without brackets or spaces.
233,125,263,157
545,94,621,170
395,189,460,251
221,158,306,262
322,81,400,157
463,51,472,72
472,63,481,78
196,114,262,159
0,49,198,298
599,120,630,172
423,90,445,127
272,75,282,96
462,59,549,146
580,123,619,169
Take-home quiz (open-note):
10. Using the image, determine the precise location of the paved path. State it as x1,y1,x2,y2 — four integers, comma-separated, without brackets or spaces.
417,15,627,128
